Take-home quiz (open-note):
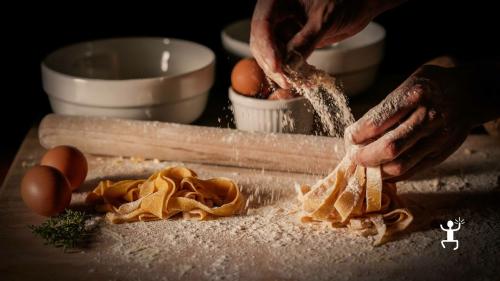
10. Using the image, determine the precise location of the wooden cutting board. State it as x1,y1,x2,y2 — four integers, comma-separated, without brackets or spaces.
1,128,499,281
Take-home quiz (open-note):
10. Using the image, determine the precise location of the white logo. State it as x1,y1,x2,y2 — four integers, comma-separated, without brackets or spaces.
440,217,465,250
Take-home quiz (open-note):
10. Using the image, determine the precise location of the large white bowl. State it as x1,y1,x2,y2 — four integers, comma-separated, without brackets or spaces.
221,20,385,96
42,37,215,123
229,87,313,134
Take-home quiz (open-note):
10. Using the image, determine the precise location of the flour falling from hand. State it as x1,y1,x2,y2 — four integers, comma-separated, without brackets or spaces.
283,55,354,137
283,55,413,246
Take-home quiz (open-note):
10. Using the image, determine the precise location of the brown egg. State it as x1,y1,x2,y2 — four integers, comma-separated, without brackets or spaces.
20,165,72,217
268,88,296,100
231,58,266,96
40,145,88,191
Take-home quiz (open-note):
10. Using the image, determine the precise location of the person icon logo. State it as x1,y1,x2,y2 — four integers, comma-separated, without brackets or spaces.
440,217,465,250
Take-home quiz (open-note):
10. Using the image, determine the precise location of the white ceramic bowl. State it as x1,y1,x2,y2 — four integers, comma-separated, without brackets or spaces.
229,88,313,134
42,37,215,123
222,20,385,96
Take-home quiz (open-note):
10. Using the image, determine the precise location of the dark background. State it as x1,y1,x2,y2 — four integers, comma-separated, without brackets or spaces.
1,0,498,182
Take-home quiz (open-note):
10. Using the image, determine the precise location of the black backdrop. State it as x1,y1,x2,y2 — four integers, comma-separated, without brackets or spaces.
1,0,498,178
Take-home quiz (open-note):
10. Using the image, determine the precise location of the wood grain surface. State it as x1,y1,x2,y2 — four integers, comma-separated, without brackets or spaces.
39,114,346,175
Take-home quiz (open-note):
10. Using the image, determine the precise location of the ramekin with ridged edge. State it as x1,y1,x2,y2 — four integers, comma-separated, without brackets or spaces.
229,87,313,134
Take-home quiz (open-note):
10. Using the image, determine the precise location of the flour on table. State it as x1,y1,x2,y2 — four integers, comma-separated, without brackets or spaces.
70,141,500,281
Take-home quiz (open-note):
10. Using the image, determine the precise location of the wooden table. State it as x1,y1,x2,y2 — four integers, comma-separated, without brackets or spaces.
1,128,499,281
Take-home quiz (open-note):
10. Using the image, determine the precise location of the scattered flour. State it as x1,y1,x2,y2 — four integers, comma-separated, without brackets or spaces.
283,55,354,137
5,129,499,280
72,141,500,281
281,109,296,132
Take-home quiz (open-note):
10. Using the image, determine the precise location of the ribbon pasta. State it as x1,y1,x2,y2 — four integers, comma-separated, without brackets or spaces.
297,157,413,245
86,166,245,223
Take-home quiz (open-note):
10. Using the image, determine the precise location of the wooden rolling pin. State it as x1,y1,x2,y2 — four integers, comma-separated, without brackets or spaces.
39,114,345,175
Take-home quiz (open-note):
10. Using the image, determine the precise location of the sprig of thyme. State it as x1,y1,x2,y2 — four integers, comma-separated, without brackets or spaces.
29,210,97,250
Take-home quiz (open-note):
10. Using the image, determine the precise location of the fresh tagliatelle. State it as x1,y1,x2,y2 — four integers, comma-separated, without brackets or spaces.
86,166,245,223
297,157,413,246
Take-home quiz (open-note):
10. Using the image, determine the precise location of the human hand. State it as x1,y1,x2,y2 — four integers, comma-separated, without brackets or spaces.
345,58,484,182
250,0,401,88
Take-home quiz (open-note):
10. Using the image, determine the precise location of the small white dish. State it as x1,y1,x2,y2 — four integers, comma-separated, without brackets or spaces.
221,20,385,96
42,37,215,123
229,87,313,134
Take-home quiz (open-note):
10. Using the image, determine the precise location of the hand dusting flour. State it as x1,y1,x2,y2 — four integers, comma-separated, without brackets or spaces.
51,57,499,281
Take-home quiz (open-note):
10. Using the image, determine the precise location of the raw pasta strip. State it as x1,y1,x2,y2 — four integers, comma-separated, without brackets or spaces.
365,166,382,213
371,207,413,246
334,165,366,222
86,166,245,224
298,162,413,245
350,169,367,217
302,157,352,220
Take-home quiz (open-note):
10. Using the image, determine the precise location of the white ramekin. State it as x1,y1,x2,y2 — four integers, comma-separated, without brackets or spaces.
229,87,313,134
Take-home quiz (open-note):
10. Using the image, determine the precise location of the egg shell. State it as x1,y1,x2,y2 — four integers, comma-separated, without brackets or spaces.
231,58,266,96
20,165,72,217
41,145,88,191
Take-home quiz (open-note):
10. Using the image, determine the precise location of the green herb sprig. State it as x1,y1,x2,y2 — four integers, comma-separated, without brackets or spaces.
29,210,97,250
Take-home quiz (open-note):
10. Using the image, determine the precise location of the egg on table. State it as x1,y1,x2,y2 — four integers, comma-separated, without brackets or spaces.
20,165,72,217
40,145,88,191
